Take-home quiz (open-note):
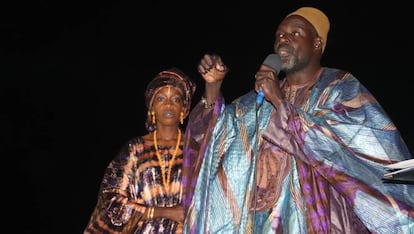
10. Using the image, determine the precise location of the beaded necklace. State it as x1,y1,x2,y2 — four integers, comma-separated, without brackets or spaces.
153,129,181,190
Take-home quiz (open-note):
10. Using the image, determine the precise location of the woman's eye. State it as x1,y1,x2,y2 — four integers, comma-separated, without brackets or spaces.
156,96,165,102
172,96,182,103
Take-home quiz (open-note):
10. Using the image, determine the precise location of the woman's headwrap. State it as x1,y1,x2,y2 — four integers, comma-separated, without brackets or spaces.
144,67,196,132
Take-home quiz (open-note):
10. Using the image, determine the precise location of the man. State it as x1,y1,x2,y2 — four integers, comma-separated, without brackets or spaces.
182,7,414,234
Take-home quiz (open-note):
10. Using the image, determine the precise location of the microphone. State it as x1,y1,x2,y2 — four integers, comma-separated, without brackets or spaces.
255,53,281,106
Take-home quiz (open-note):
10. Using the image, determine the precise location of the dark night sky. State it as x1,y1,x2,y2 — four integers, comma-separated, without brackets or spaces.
2,1,413,233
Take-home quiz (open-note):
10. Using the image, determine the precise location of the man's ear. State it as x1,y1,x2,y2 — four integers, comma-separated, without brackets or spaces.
314,37,323,49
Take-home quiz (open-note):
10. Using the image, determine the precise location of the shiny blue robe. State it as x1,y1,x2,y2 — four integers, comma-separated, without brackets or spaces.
182,68,414,233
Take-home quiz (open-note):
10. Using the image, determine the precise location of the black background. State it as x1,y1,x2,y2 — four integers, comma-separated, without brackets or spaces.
2,1,413,233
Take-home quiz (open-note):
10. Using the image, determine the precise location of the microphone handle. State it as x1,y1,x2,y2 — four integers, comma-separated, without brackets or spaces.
256,89,264,106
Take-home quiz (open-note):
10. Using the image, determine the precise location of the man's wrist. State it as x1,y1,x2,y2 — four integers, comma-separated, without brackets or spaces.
201,96,215,109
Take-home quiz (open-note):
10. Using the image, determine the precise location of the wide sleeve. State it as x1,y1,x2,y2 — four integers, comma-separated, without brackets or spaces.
84,140,147,233
264,71,412,179
182,94,225,215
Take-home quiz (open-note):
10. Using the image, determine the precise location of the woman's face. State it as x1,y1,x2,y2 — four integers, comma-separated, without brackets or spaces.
151,85,184,127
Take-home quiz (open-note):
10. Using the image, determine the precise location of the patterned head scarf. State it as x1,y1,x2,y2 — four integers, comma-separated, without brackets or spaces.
144,67,196,132
287,7,330,52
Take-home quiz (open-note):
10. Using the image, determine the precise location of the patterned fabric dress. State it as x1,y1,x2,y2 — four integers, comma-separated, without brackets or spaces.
84,136,183,234
182,68,414,234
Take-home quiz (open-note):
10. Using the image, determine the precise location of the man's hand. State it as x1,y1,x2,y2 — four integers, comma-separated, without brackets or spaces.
198,54,228,83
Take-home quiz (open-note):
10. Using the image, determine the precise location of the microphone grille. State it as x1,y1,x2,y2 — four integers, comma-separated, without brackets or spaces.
262,54,281,71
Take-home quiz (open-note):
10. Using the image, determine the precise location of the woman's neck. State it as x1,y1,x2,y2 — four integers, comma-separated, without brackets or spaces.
153,126,180,142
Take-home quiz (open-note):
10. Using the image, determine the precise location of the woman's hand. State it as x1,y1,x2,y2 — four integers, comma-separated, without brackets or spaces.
150,205,184,224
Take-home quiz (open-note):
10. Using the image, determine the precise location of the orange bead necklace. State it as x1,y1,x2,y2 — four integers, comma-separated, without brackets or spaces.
153,129,181,189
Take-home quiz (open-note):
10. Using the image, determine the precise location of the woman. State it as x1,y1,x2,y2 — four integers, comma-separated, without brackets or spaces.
84,67,196,233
